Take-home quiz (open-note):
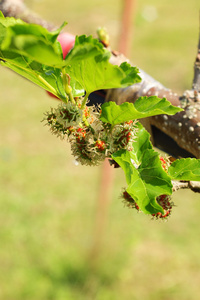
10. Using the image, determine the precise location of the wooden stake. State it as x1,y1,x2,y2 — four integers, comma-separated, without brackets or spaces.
118,0,136,56
89,159,114,266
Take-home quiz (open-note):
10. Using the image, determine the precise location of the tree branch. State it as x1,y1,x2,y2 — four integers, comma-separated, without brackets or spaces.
0,0,55,30
173,180,200,193
192,20,200,93
107,52,200,159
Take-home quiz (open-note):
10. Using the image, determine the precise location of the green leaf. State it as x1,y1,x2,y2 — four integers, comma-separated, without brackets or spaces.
168,158,200,181
112,123,173,214
64,35,141,95
112,148,173,214
130,122,152,164
0,17,140,98
0,16,66,66
134,96,183,115
100,98,183,125
0,16,69,98
120,62,141,86
70,77,85,97
0,54,67,99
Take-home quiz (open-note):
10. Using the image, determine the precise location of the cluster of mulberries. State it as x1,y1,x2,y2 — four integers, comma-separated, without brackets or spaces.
104,120,136,153
122,190,140,210
44,102,137,166
122,190,174,220
70,126,107,166
43,102,82,139
152,194,174,219
159,156,171,172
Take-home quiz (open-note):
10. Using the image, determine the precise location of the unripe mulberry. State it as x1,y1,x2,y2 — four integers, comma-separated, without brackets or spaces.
153,194,174,219
107,120,137,154
159,156,170,172
44,102,83,138
122,190,140,211
71,127,106,166
122,190,174,220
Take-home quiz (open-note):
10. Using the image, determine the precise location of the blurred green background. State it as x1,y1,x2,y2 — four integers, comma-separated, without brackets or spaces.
0,0,200,299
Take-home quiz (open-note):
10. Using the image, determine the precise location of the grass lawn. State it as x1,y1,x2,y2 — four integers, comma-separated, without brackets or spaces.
0,0,200,299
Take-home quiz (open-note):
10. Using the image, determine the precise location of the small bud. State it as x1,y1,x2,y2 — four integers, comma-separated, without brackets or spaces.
65,84,72,95
97,27,110,47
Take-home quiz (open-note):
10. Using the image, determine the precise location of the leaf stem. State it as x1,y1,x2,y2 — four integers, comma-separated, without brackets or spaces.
81,92,89,109
37,75,59,97
68,91,75,104
0,57,63,100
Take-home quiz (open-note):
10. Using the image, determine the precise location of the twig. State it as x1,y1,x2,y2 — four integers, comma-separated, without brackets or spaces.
173,180,200,193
